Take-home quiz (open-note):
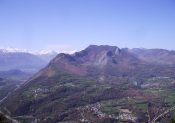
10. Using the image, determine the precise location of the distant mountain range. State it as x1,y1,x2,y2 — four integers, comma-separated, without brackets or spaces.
0,48,75,55
0,69,31,80
1,45,175,123
0,48,57,55
0,49,57,73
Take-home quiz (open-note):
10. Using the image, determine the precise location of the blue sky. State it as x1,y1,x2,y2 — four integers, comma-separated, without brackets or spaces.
0,0,175,51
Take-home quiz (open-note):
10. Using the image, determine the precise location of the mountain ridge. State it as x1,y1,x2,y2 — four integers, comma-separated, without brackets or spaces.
0,50,57,73
1,45,175,123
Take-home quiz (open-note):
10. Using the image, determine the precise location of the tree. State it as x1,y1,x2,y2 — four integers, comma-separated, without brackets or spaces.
169,118,175,123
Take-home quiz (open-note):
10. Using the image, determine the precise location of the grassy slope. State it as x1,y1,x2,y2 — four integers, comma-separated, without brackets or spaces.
2,70,125,122
2,65,175,123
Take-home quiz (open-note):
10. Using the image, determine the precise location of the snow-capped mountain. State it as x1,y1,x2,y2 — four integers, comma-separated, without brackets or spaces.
0,47,76,55
0,47,77,73
0,48,58,73
0,47,56,55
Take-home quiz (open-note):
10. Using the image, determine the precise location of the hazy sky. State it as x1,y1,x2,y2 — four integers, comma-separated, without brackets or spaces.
0,0,175,51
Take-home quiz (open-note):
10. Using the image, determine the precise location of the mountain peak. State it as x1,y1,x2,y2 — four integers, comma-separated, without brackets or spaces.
73,45,121,58
86,44,120,51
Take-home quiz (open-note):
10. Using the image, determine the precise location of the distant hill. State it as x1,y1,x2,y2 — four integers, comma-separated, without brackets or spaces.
1,45,175,123
0,50,57,73
0,69,31,80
